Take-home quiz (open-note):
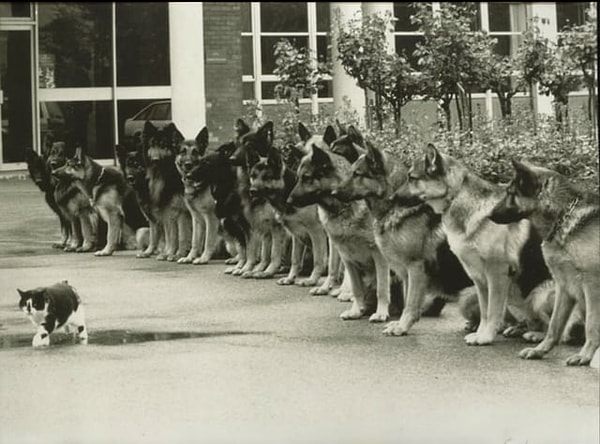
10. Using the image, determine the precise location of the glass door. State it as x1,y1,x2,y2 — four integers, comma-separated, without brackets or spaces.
0,28,33,165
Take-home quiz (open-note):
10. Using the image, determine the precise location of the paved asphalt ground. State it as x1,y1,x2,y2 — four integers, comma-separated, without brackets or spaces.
0,178,598,444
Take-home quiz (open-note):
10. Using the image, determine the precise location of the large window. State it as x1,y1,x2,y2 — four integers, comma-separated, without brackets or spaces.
241,2,331,104
37,3,170,159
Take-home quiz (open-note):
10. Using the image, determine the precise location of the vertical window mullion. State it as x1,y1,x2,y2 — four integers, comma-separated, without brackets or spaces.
251,2,262,104
480,2,493,122
307,2,318,114
111,2,119,150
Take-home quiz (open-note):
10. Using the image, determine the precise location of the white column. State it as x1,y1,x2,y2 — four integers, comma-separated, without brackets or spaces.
330,2,366,126
529,3,557,117
168,3,206,139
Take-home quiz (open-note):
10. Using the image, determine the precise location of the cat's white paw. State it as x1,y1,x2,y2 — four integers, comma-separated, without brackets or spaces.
32,332,50,348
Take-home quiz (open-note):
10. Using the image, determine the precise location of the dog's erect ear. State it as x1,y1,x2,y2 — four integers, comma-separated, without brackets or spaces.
165,123,185,147
73,147,84,162
235,119,251,138
311,144,332,170
298,122,312,142
511,159,539,197
323,125,337,147
143,121,158,137
347,125,364,147
17,289,26,299
365,141,385,174
43,133,54,155
257,121,274,148
424,143,443,175
195,127,209,154
115,145,128,171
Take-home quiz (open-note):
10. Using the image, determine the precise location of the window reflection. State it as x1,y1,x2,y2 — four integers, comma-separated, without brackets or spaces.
116,3,170,87
41,101,114,159
118,100,172,144
38,3,112,88
0,2,31,17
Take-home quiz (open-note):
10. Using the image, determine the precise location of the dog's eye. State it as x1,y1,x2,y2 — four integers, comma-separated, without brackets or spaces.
301,174,311,182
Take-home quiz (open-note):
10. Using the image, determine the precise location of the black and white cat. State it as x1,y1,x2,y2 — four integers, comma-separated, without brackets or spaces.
17,281,88,348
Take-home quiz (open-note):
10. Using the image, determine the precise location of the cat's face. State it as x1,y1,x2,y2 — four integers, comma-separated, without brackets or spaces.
18,288,48,318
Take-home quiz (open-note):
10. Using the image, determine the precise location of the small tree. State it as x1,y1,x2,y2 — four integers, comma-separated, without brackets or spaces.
481,52,524,119
273,38,330,116
559,4,597,139
412,2,494,133
517,19,583,130
336,11,421,135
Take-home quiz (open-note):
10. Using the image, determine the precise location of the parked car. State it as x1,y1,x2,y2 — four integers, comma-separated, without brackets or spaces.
123,100,172,140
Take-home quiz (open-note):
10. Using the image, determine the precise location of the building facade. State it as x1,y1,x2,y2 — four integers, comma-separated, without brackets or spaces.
0,2,592,171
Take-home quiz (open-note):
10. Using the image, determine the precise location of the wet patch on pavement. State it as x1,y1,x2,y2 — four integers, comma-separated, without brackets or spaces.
0,329,261,349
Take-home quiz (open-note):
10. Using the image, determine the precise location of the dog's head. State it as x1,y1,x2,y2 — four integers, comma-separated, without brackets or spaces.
185,142,236,190
287,123,342,208
405,143,462,214
143,121,184,165
229,121,273,169
45,140,69,172
489,159,545,225
248,147,285,200
121,149,146,186
175,127,209,175
51,147,86,180
333,140,389,202
329,125,365,164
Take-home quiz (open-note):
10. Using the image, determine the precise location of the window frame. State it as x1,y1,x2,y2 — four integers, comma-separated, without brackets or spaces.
242,2,332,108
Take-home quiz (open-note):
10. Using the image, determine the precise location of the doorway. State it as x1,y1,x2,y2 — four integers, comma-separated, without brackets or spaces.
0,28,33,165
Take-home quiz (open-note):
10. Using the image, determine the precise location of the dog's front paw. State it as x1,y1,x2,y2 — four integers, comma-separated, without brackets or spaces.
368,311,389,323
522,331,545,343
155,253,168,261
340,305,364,320
224,256,239,265
78,243,95,253
465,332,494,346
241,270,254,279
565,353,591,366
518,347,546,360
277,276,295,286
336,290,353,302
32,332,50,348
502,324,526,338
193,255,210,265
310,284,330,296
178,255,194,264
94,249,114,257
382,321,408,336
296,277,318,287
253,270,275,279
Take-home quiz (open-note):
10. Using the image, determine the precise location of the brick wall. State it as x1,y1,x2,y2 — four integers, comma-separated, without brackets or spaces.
203,3,243,145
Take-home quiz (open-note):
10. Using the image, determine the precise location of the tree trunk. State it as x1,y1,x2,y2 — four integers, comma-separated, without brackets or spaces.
394,105,402,137
441,97,452,131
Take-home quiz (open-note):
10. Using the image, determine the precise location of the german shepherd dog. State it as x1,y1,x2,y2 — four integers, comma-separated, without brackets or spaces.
333,139,473,335
406,144,551,345
53,147,148,256
248,140,328,287
229,120,290,279
48,141,99,253
184,142,250,270
142,121,192,261
288,123,392,322
174,127,222,265
489,160,599,365
116,143,162,258
25,142,71,248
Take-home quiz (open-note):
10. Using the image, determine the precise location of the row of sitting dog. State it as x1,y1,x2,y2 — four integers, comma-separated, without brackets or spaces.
25,119,598,367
